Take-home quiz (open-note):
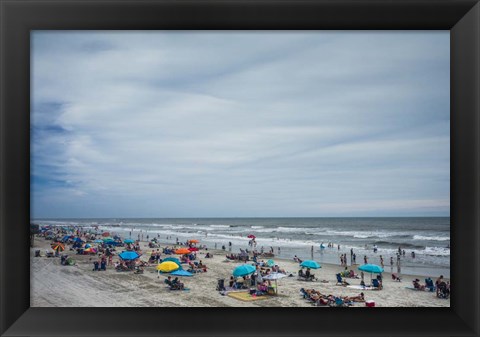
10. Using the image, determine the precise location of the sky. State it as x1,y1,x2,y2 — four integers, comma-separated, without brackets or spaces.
31,31,450,218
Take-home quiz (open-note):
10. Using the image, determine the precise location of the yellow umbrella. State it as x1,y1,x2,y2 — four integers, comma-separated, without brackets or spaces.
175,248,191,255
156,261,180,272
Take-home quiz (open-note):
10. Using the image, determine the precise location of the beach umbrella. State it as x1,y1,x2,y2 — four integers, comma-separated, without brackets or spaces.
119,251,140,260
247,234,256,239
300,260,321,269
84,247,97,254
188,239,199,244
188,247,199,252
102,232,110,237
358,264,383,273
94,239,103,243
84,243,92,248
62,235,72,242
74,237,83,242
102,237,114,242
358,264,384,285
263,272,287,294
233,264,256,277
157,261,180,272
175,248,191,255
51,242,65,252
124,239,135,244
266,259,275,267
170,270,193,277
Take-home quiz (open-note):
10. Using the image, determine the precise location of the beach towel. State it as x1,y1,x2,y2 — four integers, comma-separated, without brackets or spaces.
227,291,270,302
346,285,375,290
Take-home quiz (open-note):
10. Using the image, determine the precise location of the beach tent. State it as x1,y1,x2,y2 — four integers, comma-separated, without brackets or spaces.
171,270,193,277
62,235,72,242
157,261,180,273
175,248,191,255
233,264,256,277
163,257,181,265
119,251,140,260
74,237,83,242
300,260,321,269
263,272,287,294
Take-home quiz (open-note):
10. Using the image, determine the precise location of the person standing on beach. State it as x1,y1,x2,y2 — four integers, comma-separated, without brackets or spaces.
353,253,356,264
311,246,314,259
350,248,353,262
364,255,368,264
390,256,394,267
340,255,344,266
380,255,384,268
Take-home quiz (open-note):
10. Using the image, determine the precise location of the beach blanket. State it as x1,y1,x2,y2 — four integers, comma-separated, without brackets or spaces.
227,292,270,302
346,285,375,290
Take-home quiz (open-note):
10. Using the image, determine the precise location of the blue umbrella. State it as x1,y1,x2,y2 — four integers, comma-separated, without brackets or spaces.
358,264,384,273
170,270,193,277
233,264,256,277
124,239,135,244
94,239,103,243
119,251,140,260
74,237,83,242
300,260,321,269
62,235,72,242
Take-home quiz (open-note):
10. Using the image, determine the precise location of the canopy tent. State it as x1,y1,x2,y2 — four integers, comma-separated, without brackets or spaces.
262,272,287,294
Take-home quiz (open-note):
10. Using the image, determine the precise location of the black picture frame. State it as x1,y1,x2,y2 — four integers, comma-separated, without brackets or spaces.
1,0,479,336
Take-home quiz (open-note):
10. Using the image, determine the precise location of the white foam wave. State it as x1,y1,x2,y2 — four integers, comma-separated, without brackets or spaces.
413,235,450,241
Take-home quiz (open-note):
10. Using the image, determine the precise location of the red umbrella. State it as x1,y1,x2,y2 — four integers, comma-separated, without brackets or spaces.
247,234,256,239
188,247,199,252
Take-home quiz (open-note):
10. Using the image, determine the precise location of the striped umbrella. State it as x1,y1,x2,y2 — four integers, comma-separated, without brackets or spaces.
51,242,65,252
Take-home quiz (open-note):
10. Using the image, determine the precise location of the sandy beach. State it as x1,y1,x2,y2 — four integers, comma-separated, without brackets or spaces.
31,235,450,307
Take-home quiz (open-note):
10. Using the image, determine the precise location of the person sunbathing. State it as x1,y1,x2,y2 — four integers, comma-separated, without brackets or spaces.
413,279,425,290
343,292,365,302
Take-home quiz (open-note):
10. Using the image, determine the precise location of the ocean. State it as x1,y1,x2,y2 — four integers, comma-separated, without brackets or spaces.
34,217,450,277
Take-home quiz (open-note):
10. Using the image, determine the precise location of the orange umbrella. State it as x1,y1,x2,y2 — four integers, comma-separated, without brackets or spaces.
188,239,199,244
175,248,191,255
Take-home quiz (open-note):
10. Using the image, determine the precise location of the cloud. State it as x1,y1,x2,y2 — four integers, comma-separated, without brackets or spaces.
31,31,450,218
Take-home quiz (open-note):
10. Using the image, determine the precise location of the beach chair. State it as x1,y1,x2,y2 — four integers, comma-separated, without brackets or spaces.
372,279,382,290
425,278,435,292
216,279,226,291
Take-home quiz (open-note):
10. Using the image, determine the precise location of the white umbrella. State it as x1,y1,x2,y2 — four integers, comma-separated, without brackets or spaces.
262,272,287,294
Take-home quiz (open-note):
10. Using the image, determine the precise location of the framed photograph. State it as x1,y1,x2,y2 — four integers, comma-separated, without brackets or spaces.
1,0,479,336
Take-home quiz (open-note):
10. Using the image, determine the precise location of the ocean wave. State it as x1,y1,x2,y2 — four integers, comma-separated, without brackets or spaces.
210,225,231,228
423,247,450,256
413,235,450,241
251,226,265,229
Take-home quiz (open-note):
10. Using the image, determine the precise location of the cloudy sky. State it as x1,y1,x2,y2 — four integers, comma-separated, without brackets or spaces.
31,31,450,218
